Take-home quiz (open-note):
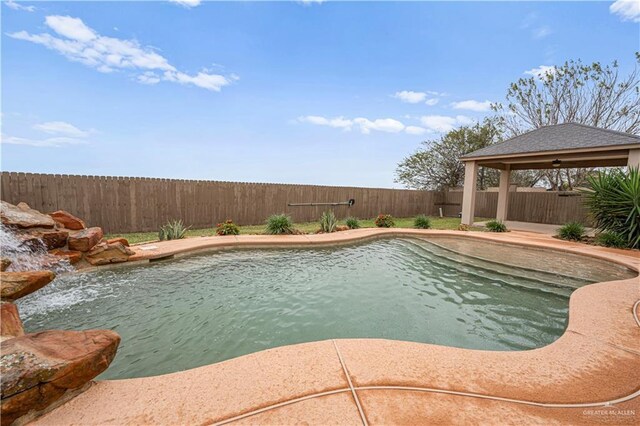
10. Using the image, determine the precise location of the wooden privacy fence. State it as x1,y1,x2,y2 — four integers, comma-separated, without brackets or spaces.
442,191,589,225
0,172,589,233
0,173,438,233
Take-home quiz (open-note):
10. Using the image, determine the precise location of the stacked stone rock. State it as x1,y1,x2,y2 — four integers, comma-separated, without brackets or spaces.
0,201,128,425
1,201,135,267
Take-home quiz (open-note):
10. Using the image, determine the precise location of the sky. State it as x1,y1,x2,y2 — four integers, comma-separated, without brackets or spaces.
1,0,639,188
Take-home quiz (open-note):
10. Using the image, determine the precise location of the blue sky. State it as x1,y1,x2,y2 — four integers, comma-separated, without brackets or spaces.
2,1,639,188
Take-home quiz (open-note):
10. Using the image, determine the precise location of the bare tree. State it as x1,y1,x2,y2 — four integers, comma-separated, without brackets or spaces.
493,54,640,189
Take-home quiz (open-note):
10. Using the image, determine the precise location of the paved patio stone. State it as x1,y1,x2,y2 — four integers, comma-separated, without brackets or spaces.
565,279,640,354
356,388,640,425
335,332,640,404
33,340,350,425
229,392,361,425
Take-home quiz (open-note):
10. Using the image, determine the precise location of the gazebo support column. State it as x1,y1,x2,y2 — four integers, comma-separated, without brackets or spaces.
496,165,511,222
629,149,640,168
461,160,478,226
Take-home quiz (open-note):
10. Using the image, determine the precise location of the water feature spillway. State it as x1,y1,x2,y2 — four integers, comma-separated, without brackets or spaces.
0,225,73,274
0,201,125,426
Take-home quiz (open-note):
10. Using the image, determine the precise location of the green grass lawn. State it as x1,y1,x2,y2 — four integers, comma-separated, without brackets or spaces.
107,216,489,245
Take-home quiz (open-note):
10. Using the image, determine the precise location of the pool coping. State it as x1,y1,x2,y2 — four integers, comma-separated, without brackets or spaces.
33,229,640,425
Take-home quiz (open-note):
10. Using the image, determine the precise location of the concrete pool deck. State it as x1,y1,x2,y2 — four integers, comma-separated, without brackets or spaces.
34,229,639,425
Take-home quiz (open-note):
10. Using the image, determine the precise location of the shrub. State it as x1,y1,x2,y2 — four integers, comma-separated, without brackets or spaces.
158,220,190,241
557,221,585,241
345,217,360,229
319,211,338,233
216,219,240,236
374,214,395,228
582,167,640,249
265,214,294,235
485,220,507,232
595,231,627,249
414,215,432,229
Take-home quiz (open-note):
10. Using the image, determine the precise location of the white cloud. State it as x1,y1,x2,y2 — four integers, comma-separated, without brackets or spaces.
299,115,411,134
1,135,88,148
33,121,90,138
524,65,557,80
3,119,93,148
297,113,478,136
163,70,237,92
405,126,427,135
8,15,235,92
299,115,466,136
521,12,553,40
45,15,96,42
298,0,325,5
610,0,640,22
420,115,473,133
393,91,427,104
532,26,552,39
393,90,442,105
298,116,353,130
353,118,405,134
137,72,162,85
450,100,492,112
169,0,201,8
4,0,35,12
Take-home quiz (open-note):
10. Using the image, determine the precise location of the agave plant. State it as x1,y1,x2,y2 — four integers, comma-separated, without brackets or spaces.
265,214,294,235
414,214,432,229
319,210,338,233
557,221,585,241
158,220,190,241
595,231,627,249
345,216,360,229
582,167,640,249
485,219,507,233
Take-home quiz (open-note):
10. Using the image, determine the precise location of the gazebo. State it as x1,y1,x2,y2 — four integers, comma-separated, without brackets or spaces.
459,123,640,226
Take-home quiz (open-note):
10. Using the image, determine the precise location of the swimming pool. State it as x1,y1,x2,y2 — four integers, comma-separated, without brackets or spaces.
18,236,636,380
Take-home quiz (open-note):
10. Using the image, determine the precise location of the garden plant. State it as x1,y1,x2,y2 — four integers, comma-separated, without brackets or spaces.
319,211,338,233
595,231,627,249
374,214,395,228
345,217,360,229
158,220,190,241
583,167,640,249
485,220,507,232
557,221,586,241
414,215,432,229
216,220,240,236
266,214,295,235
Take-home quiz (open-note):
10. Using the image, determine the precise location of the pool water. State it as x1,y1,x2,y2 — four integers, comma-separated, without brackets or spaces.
18,237,636,380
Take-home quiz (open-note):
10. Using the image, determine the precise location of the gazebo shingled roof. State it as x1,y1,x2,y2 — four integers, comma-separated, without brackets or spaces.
462,123,640,160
